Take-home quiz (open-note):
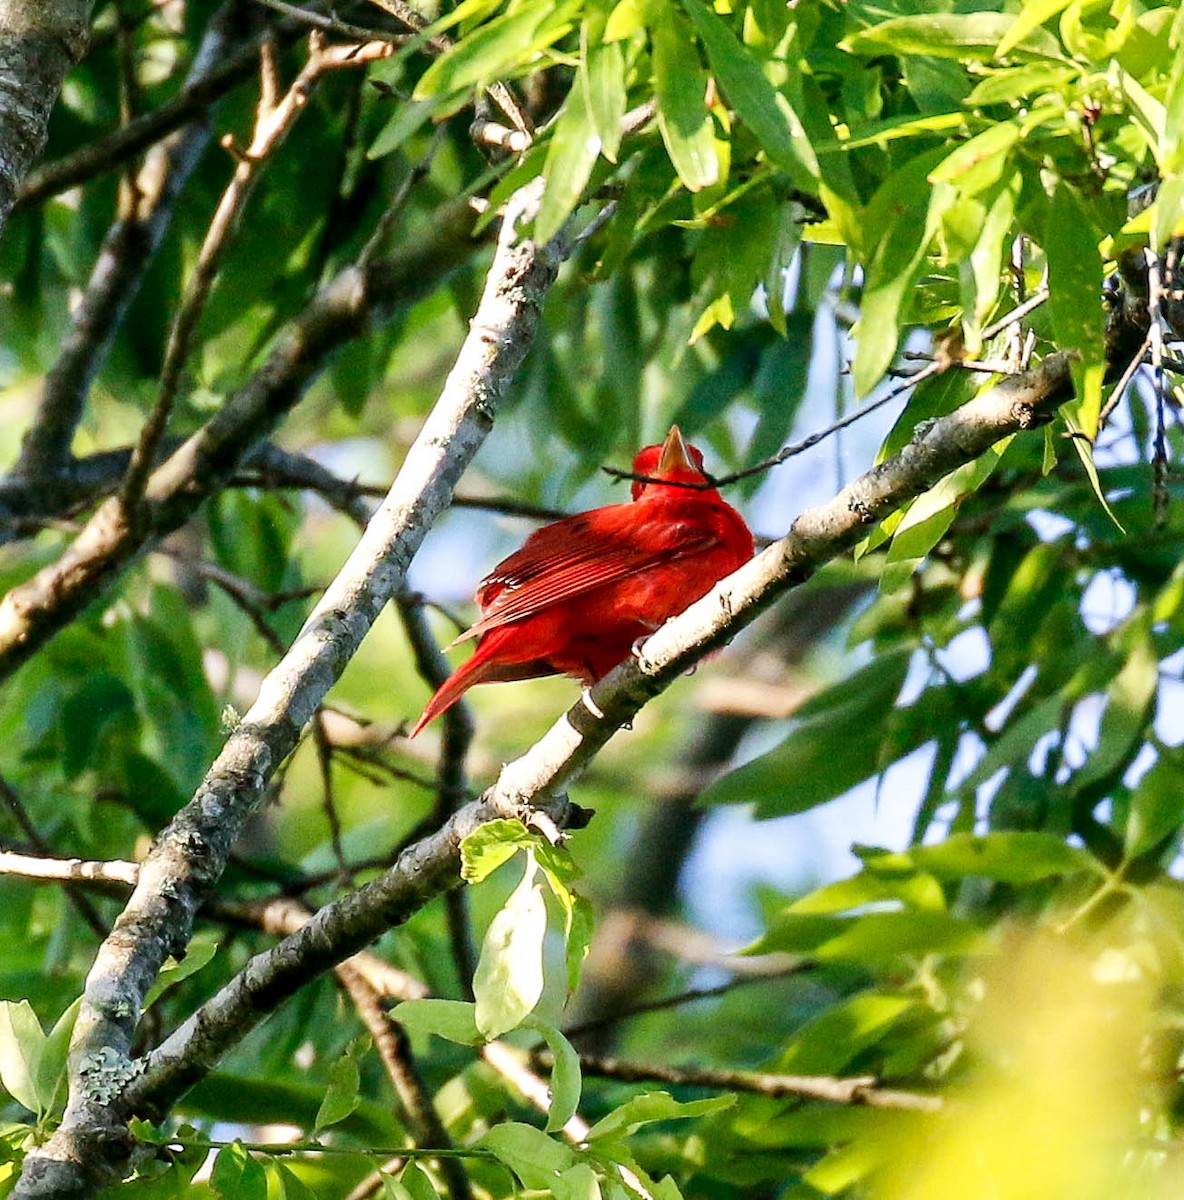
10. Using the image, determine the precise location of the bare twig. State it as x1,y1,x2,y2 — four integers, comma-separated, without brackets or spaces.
336,964,474,1200
0,776,110,938
120,33,392,513
0,848,139,890
14,19,299,211
251,0,400,42
545,1050,942,1112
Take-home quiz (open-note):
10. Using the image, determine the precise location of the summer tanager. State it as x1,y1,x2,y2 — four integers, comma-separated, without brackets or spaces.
410,425,753,736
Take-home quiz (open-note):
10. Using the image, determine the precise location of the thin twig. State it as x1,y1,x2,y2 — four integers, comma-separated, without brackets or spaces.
1146,249,1170,526
15,20,301,211
336,963,473,1200
0,848,139,889
543,1050,942,1112
120,33,391,513
604,363,941,493
251,0,401,42
0,776,110,938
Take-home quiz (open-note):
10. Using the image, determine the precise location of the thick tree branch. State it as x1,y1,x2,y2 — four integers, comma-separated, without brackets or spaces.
11,181,562,1200
0,0,90,238
120,354,1071,1125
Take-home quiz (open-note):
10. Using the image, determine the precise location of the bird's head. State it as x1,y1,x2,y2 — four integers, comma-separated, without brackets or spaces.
631,425,712,500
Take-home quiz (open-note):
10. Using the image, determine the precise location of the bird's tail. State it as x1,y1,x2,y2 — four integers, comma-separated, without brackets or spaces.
409,649,493,738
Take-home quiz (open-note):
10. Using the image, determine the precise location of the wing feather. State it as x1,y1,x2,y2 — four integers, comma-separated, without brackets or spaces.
451,504,722,644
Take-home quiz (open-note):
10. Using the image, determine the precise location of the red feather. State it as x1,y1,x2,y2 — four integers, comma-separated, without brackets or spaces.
410,427,753,736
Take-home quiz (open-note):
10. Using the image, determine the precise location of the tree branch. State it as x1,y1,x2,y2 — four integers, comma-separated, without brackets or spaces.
545,1050,942,1112
12,14,295,212
122,354,1071,1124
0,0,91,238
10,180,563,1200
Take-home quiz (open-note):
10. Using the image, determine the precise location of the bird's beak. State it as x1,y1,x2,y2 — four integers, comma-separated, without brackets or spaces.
657,425,694,475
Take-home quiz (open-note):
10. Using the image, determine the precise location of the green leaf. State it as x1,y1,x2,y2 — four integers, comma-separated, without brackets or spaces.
389,999,483,1046
1071,632,1158,794
651,7,720,191
414,2,578,101
211,1142,268,1200
1045,184,1105,439
461,819,535,883
478,1122,577,1190
842,13,1062,60
399,1162,440,1200
142,932,219,1009
747,909,984,961
1125,747,1184,859
368,100,436,161
473,852,548,1038
582,28,626,163
996,0,1074,56
0,1000,45,1115
680,0,815,185
587,1092,734,1141
379,1173,415,1200
537,81,602,245
880,437,1012,594
853,150,955,395
37,996,81,1116
523,1015,582,1132
313,1039,365,1133
866,833,1099,883
554,1163,603,1200
271,1162,319,1200
700,648,914,815
1152,172,1184,252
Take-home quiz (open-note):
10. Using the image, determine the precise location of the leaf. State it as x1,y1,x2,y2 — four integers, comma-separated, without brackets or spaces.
1070,632,1158,794
747,910,984,961
1125,747,1184,859
554,1163,603,1200
866,833,1099,883
379,1174,415,1200
461,819,534,884
414,2,577,101
0,1000,45,1115
389,999,483,1045
880,437,1013,594
582,28,626,163
142,932,219,1009
996,0,1075,56
587,1092,735,1141
210,1142,268,1200
650,7,720,191
679,0,815,185
314,1039,365,1133
853,150,955,396
537,80,602,245
523,1015,582,1131
478,1122,577,1190
1066,416,1125,531
38,996,81,1116
473,853,548,1038
399,1162,440,1200
700,648,914,815
1045,184,1105,439
842,13,1062,60
271,1162,319,1200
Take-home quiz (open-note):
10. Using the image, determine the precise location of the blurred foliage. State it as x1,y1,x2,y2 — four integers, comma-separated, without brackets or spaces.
1,0,1184,1196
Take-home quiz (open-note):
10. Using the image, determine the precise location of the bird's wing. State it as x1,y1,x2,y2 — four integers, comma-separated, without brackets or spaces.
451,504,721,644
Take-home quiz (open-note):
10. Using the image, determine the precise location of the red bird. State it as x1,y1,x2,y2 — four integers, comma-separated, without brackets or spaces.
410,426,753,736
